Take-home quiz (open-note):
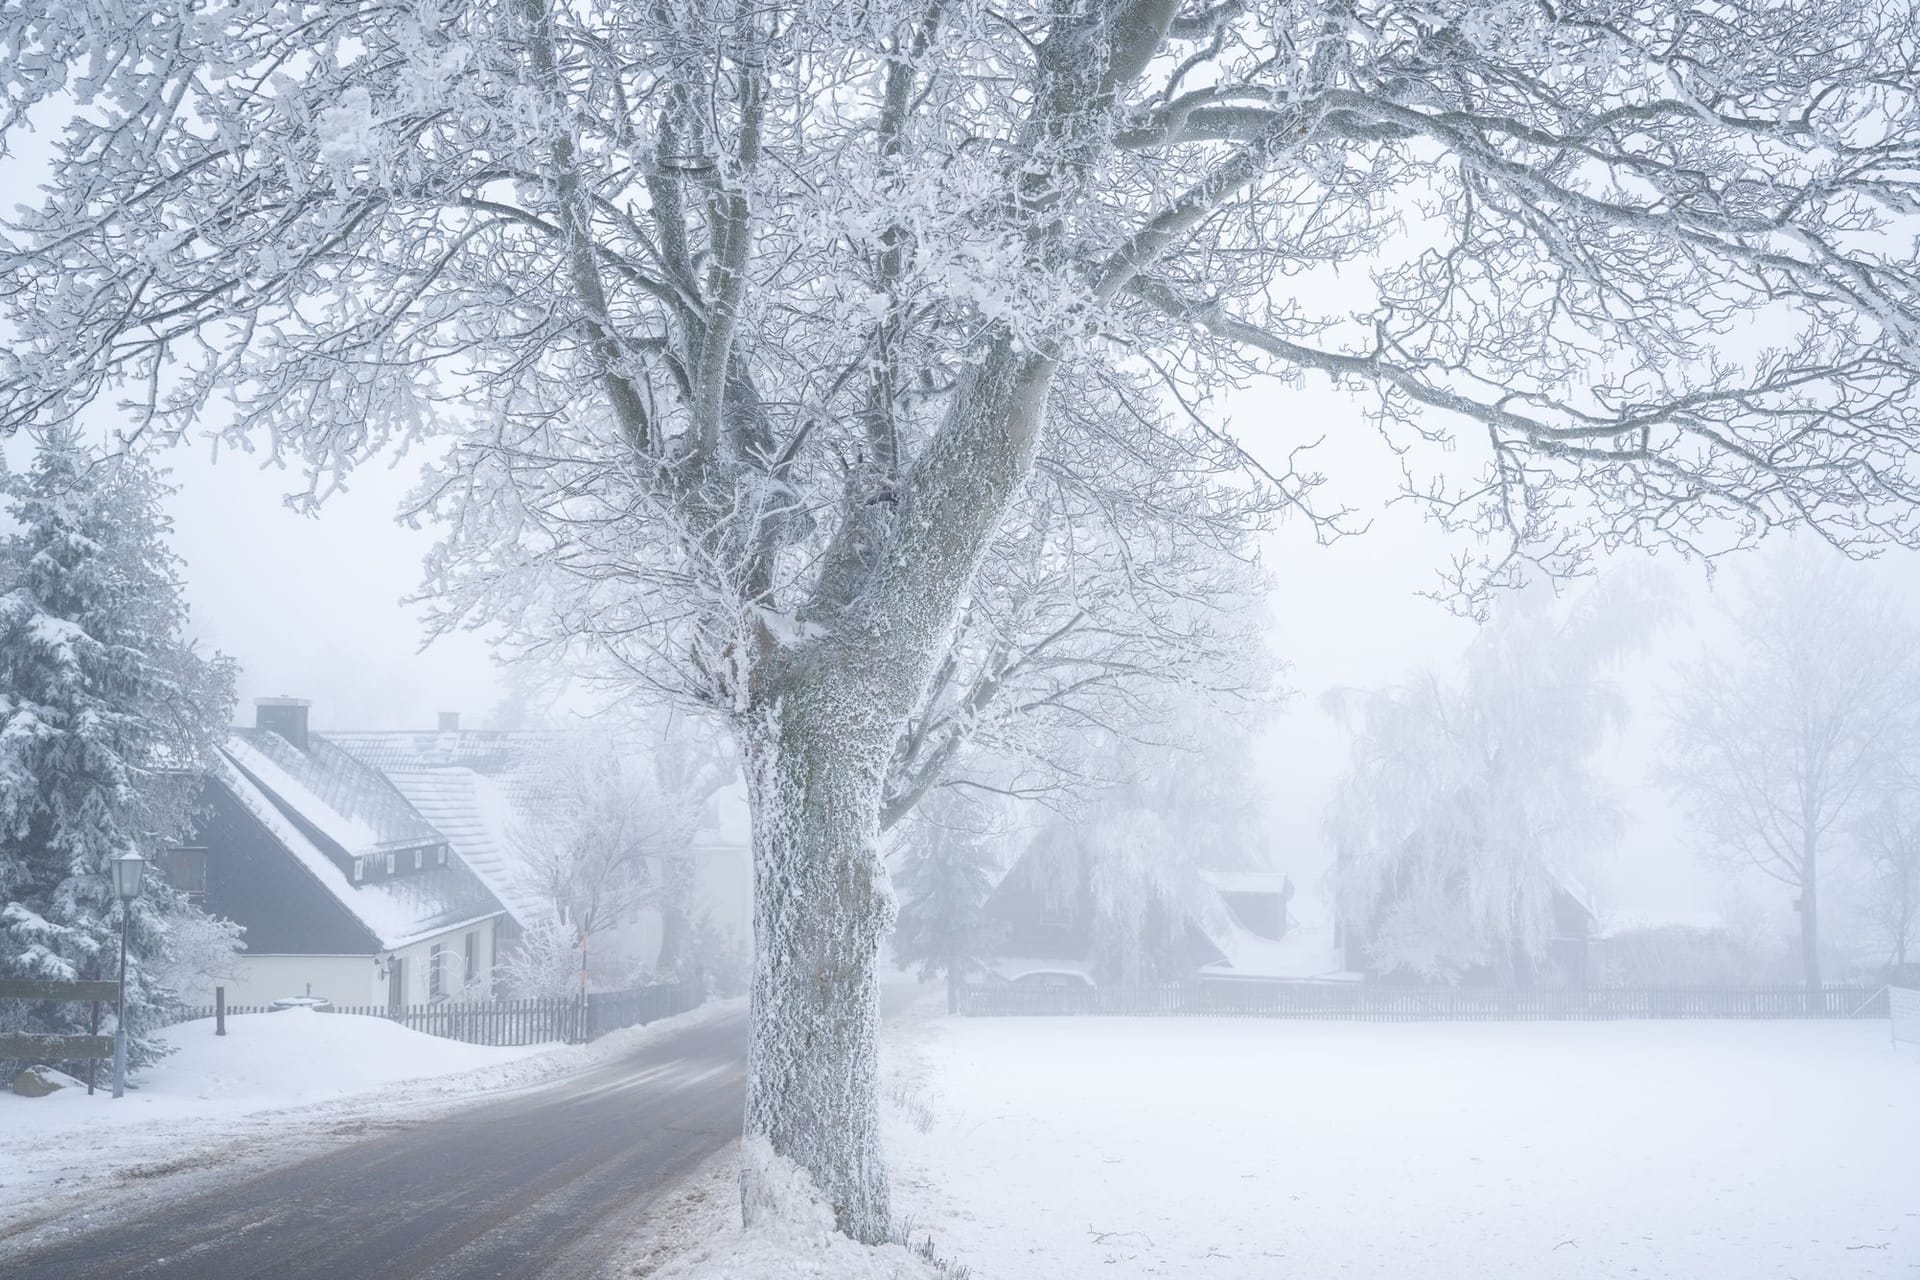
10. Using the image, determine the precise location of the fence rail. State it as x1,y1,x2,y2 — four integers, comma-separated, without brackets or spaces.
162,978,704,1047
958,981,1892,1021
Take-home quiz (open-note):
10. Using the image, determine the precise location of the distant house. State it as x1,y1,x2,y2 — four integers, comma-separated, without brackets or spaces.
982,855,1349,985
327,715,754,985
171,699,510,1008
1192,871,1354,984
1336,865,1598,986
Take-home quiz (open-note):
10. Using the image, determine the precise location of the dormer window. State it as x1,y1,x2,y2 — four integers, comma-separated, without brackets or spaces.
353,858,364,883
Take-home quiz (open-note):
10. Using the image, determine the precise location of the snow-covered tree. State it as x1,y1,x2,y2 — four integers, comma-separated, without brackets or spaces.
633,713,738,980
9,1,1920,1238
1850,796,1920,972
1329,574,1658,983
510,728,662,996
890,795,1003,1012
496,916,586,1000
1665,546,1920,992
0,434,235,1075
509,716,736,992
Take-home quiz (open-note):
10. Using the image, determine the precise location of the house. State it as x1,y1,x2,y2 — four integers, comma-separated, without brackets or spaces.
327,715,754,986
982,854,1348,985
1191,871,1355,984
169,699,511,1008
1336,864,1598,986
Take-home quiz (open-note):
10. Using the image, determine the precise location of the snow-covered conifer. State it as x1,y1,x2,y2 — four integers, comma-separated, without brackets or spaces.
891,797,1003,1012
0,434,237,1076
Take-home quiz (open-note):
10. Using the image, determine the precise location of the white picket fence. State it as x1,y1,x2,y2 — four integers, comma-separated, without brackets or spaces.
1893,986,1920,1047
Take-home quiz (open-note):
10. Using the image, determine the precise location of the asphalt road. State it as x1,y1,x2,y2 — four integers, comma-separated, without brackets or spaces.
0,1009,754,1280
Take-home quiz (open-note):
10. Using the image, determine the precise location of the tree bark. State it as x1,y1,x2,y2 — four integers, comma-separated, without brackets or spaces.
1798,878,1823,1006
738,677,897,1245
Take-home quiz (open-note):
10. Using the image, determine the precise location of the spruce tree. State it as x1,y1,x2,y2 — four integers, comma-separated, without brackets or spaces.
891,798,1001,1013
0,433,235,1078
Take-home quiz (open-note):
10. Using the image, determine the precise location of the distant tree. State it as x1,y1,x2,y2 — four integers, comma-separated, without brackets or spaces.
496,916,584,1001
510,729,658,997
1329,574,1658,983
890,795,1003,1012
1850,796,1920,971
0,434,236,1076
633,713,737,980
1665,547,1920,992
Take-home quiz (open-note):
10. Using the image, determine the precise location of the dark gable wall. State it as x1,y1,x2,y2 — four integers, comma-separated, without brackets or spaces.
194,782,382,955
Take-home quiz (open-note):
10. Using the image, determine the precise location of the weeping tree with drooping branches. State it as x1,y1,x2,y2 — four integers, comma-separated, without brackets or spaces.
1327,573,1660,984
7,0,1920,1241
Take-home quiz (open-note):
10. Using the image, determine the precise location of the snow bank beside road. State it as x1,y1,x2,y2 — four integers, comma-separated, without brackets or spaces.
0,1000,741,1231
638,1140,948,1280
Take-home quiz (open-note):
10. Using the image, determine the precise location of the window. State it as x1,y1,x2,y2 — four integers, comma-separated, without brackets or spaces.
157,846,207,904
413,848,422,870
429,944,445,1001
384,852,395,875
436,846,447,866
352,858,364,883
463,932,476,985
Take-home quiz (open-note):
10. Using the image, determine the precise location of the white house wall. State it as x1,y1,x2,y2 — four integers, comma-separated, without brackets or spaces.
385,918,502,1006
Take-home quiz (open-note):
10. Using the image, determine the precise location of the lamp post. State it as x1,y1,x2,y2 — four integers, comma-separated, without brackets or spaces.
109,851,147,1099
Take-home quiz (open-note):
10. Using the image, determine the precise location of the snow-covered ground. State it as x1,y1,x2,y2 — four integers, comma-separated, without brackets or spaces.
881,1016,1920,1279
0,1002,739,1232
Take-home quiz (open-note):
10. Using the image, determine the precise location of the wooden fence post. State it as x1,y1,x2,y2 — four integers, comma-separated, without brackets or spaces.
215,986,226,1037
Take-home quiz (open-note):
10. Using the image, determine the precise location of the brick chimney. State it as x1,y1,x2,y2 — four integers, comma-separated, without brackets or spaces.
437,711,460,732
256,696,311,751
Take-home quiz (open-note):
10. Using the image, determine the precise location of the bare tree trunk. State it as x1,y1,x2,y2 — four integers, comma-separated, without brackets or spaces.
1798,879,1823,1003
738,680,896,1245
657,898,690,977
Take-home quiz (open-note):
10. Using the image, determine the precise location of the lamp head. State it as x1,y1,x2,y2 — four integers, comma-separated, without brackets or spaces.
111,851,147,902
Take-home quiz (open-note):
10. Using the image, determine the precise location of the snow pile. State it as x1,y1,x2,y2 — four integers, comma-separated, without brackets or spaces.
0,1001,736,1228
887,1017,1920,1279
649,1139,945,1280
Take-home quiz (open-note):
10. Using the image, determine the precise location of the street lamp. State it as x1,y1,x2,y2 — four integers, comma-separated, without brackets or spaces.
110,851,147,1099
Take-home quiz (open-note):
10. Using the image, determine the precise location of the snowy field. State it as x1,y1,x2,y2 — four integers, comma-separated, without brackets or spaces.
0,1003,736,1232
885,1017,1920,1280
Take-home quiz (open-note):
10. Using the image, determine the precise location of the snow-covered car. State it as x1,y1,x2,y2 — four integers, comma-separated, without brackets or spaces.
1007,970,1094,989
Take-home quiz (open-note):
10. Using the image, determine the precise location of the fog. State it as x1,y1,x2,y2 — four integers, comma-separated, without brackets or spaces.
5,2,1920,1277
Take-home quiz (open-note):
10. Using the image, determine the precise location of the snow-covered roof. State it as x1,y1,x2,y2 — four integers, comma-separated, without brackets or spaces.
1595,909,1727,939
380,767,551,930
1201,870,1296,896
325,729,559,777
328,731,751,926
1194,919,1358,983
225,731,443,857
1551,867,1600,922
214,756,506,951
